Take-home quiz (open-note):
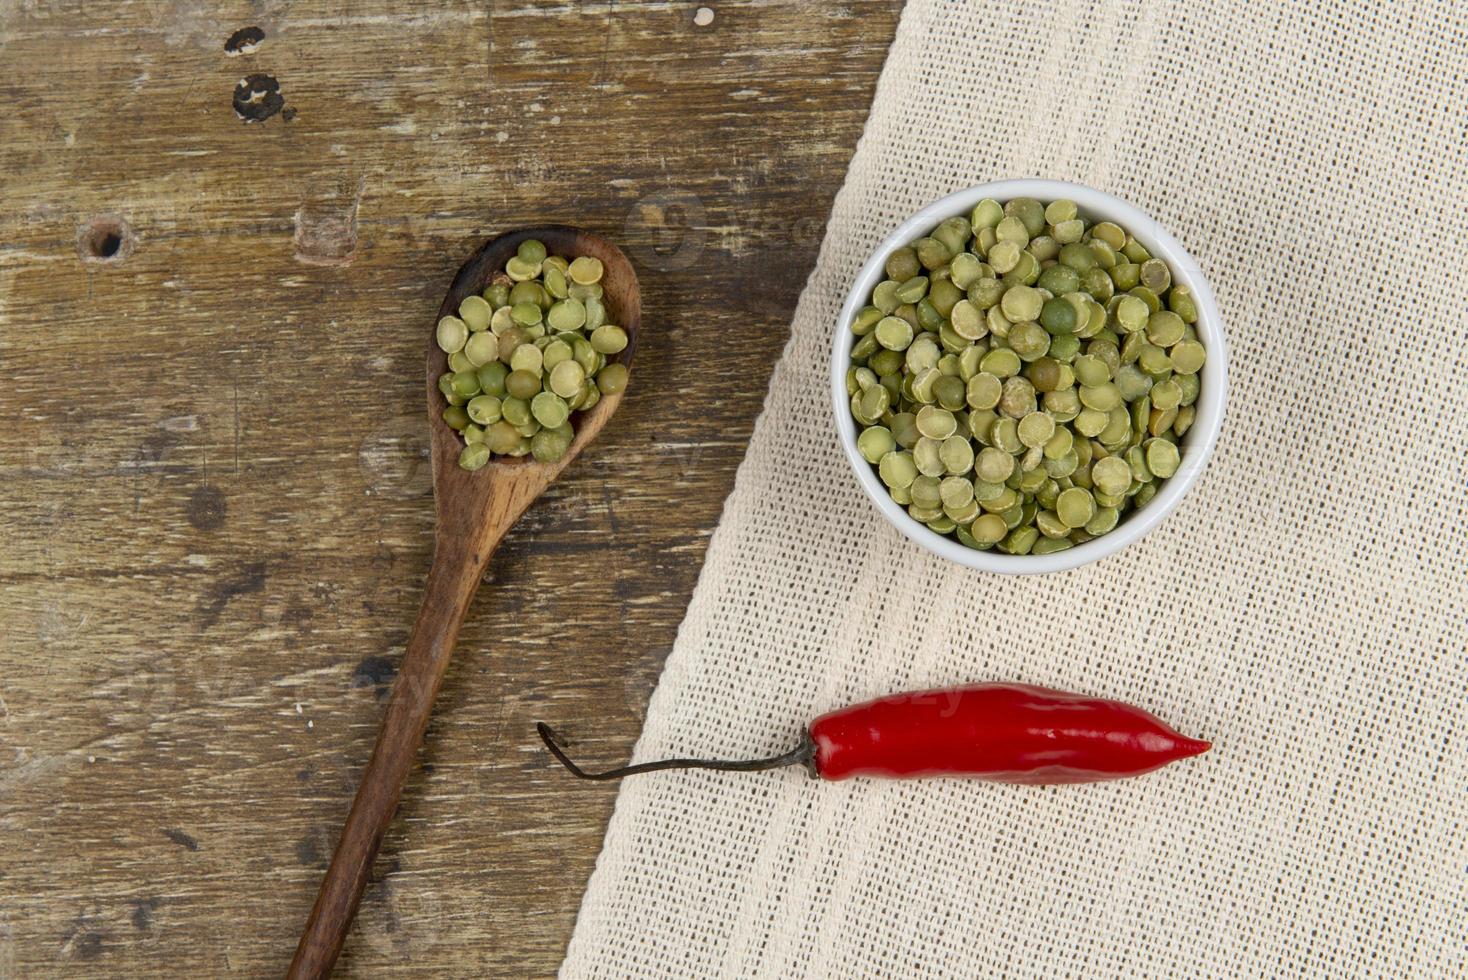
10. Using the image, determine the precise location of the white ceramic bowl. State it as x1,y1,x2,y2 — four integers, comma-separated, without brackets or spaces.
831,179,1228,574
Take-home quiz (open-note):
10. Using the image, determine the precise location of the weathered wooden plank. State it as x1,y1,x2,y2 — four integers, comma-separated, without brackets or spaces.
0,1,901,975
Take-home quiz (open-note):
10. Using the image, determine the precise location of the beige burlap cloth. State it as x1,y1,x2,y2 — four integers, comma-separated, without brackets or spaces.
562,1,1467,975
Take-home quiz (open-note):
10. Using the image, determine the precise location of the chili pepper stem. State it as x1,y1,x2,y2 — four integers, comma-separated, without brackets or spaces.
537,723,818,781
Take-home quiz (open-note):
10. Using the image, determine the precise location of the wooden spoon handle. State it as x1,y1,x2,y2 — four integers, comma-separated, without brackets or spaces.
288,536,492,979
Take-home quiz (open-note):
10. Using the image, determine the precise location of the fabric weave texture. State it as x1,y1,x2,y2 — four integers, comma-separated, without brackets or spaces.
562,1,1468,975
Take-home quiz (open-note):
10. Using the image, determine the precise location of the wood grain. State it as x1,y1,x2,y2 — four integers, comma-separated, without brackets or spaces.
0,1,901,975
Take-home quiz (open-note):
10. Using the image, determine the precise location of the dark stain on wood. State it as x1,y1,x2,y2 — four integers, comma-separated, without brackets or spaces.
233,73,285,123
296,834,324,868
186,485,227,531
351,655,397,691
368,854,402,886
281,601,314,634
137,432,174,466
225,26,266,56
163,829,200,852
130,898,161,932
76,932,105,960
197,561,267,628
62,914,109,961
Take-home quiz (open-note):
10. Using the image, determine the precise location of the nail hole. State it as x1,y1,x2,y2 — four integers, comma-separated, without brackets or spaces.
78,215,135,264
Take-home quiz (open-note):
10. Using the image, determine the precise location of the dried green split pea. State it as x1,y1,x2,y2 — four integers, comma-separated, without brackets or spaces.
436,240,629,471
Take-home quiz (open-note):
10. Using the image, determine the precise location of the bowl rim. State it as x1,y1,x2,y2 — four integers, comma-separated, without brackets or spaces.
830,178,1229,574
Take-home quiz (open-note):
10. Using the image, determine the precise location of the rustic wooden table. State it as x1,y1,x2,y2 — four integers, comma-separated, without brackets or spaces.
0,2,900,975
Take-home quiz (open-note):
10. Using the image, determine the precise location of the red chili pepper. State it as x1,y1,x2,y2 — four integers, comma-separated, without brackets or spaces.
538,682,1209,785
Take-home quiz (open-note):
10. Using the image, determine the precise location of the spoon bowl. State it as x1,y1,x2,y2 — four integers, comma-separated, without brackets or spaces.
291,226,639,979
426,225,640,478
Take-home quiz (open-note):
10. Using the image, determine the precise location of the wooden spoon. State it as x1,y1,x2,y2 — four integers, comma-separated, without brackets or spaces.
289,226,640,979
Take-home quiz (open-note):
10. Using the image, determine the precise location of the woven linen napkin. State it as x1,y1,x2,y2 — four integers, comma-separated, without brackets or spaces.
562,1,1467,975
